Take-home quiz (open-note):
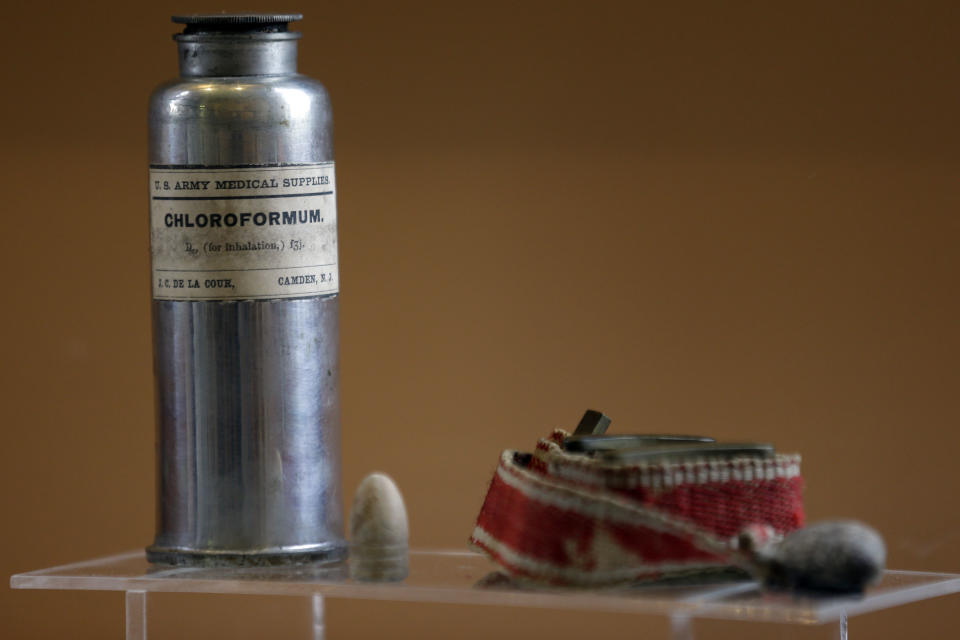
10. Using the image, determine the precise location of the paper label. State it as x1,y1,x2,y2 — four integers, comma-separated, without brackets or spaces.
149,163,338,301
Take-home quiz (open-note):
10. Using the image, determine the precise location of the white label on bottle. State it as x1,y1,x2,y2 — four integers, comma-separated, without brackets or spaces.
149,163,338,301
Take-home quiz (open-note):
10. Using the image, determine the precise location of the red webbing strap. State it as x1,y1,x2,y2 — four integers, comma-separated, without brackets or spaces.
470,430,804,585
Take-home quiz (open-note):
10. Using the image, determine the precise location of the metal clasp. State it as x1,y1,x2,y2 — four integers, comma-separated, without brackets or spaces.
563,410,775,462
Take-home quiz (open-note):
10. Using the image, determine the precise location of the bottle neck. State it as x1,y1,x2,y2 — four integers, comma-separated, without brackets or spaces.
175,33,300,77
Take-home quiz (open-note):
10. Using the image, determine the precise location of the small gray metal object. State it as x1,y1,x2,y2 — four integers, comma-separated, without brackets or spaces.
573,410,612,435
762,521,886,594
563,434,716,453
604,442,775,463
565,411,770,462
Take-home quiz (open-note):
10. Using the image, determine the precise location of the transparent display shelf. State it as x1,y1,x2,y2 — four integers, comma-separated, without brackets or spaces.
11,550,960,639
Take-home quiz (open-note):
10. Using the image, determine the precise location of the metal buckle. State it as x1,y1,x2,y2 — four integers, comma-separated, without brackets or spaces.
563,410,775,463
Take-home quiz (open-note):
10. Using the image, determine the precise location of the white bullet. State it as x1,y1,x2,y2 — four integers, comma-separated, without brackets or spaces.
349,472,409,582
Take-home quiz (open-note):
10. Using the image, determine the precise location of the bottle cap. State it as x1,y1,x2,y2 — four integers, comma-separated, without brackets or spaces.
172,13,303,34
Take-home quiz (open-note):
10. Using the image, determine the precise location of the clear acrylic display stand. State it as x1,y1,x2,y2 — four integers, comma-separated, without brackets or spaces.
11,549,960,640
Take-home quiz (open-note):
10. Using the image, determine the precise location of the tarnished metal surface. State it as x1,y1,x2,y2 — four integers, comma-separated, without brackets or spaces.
147,15,345,565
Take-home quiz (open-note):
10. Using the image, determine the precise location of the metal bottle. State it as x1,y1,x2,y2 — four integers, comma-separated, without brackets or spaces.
146,14,345,565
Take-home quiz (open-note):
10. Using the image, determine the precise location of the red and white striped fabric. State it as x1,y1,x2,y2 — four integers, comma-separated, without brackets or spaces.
470,430,804,585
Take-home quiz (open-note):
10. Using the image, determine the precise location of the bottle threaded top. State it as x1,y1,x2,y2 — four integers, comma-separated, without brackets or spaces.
172,13,303,34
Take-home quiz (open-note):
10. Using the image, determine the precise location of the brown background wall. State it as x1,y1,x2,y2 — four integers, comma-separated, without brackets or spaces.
2,1,958,638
